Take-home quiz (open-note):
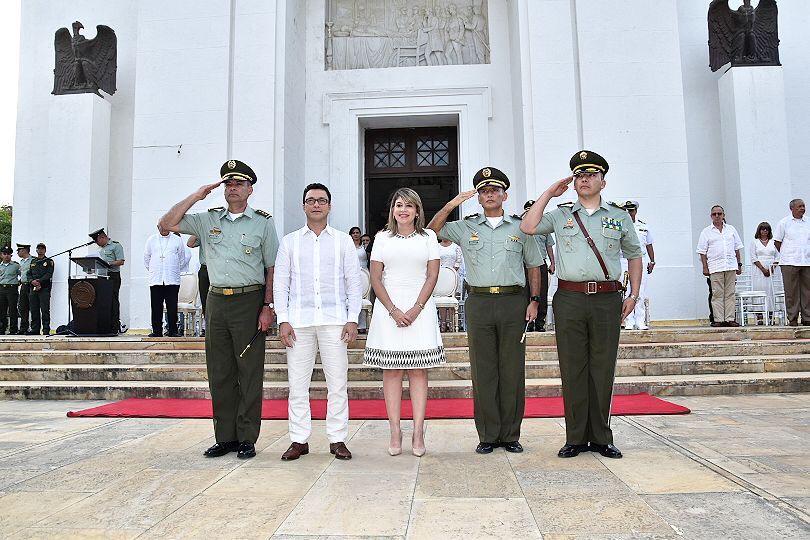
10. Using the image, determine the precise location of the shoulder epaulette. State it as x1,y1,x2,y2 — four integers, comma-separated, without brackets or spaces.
255,209,272,219
511,214,522,220
464,213,480,220
607,201,625,209
207,206,225,212
557,202,574,208
637,219,646,225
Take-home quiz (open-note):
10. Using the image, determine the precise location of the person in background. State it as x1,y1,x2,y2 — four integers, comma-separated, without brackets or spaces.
774,199,809,326
187,235,208,336
523,200,556,332
28,243,54,336
696,205,743,327
621,201,655,330
0,246,20,335
350,226,369,332
90,228,126,333
144,224,191,337
750,222,780,323
437,236,462,332
16,244,32,335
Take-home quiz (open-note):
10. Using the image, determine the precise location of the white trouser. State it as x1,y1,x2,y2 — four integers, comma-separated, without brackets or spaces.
286,325,349,444
623,262,650,328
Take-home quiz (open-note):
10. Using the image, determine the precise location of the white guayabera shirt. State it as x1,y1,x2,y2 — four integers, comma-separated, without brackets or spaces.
143,233,191,286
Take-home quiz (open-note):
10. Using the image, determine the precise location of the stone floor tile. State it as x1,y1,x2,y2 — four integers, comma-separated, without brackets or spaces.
421,422,481,453
414,452,522,499
0,468,48,491
275,472,415,537
324,441,421,475
204,464,327,500
526,494,674,536
597,449,744,494
141,495,296,539
644,492,809,538
783,497,810,516
507,442,606,472
35,469,226,530
515,468,635,500
240,447,336,470
264,421,364,454
8,528,143,539
407,497,541,539
737,472,810,497
0,491,92,536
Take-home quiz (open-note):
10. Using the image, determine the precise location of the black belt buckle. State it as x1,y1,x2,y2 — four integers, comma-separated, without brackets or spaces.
586,281,598,294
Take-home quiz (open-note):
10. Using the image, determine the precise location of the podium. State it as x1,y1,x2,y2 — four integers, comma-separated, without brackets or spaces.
69,256,114,335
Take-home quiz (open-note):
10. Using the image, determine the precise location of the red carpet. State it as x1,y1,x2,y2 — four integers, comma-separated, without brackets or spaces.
67,393,689,419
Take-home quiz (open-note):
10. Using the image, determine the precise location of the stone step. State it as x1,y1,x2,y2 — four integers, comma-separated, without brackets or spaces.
0,326,806,351
0,355,807,383
1,339,809,365
1,371,807,400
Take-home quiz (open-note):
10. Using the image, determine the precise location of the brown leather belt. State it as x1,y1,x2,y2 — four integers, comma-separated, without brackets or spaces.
469,285,524,295
209,284,263,296
558,279,623,295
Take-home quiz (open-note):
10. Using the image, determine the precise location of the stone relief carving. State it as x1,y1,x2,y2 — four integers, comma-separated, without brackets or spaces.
325,0,490,70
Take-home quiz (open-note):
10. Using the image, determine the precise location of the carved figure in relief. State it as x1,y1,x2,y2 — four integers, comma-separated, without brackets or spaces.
465,5,489,64
444,4,466,65
423,9,447,66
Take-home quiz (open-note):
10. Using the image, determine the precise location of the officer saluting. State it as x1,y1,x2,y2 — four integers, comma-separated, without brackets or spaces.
0,246,21,334
159,159,279,460
521,151,642,459
429,167,544,455
28,243,54,336
16,244,32,335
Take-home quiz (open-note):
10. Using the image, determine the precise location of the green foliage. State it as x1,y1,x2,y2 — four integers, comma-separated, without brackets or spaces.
0,205,11,249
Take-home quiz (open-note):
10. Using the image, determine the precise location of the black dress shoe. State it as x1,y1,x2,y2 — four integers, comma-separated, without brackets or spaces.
475,442,495,454
203,441,239,457
710,322,723,327
502,441,523,453
237,441,256,459
557,443,588,458
590,443,623,459
148,332,162,337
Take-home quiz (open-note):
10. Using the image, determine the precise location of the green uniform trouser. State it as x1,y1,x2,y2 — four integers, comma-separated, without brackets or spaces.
0,285,19,333
110,272,121,332
205,288,265,443
552,288,622,446
465,289,527,443
29,286,51,335
18,284,30,333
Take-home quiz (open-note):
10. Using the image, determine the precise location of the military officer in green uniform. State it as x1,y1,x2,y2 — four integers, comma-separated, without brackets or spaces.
521,150,642,459
16,244,32,335
429,167,544,454
90,228,126,334
0,246,21,334
160,159,279,460
28,243,54,336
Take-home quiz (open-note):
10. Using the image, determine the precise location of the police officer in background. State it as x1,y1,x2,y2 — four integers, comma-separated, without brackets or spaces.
621,201,655,330
16,244,32,334
522,151,642,459
429,167,543,455
0,246,20,334
523,200,556,331
28,243,54,336
159,159,279,460
90,229,126,333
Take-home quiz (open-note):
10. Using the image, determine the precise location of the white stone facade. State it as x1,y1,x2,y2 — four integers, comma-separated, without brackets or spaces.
12,0,809,329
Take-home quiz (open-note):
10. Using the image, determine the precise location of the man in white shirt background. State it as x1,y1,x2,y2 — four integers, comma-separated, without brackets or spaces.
622,201,656,330
774,199,809,326
143,225,192,337
273,183,362,461
696,205,743,327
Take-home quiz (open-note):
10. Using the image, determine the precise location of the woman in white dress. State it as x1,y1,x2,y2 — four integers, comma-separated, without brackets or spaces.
350,227,369,332
363,188,445,457
437,238,462,331
750,222,780,319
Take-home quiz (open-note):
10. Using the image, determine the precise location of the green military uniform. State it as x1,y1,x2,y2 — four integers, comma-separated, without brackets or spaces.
93,231,125,333
178,160,279,445
0,250,21,334
17,245,32,334
533,151,642,449
439,167,544,445
29,248,54,335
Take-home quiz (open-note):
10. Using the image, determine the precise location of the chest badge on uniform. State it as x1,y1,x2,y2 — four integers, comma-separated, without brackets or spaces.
601,217,622,231
564,217,574,229
469,232,479,244
509,235,520,242
210,227,221,235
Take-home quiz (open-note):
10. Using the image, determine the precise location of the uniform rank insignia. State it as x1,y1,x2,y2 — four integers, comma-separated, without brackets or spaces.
469,232,479,243
509,235,520,242
210,227,221,235
601,217,622,231
564,217,574,229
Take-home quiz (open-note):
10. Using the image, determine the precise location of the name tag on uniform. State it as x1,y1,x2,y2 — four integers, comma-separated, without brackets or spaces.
602,217,622,231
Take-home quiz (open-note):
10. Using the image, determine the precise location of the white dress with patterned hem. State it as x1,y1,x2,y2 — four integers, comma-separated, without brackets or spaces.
363,229,446,369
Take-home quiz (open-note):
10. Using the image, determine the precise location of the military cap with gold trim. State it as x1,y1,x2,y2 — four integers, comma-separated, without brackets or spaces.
569,150,609,176
89,228,106,241
16,243,31,251
220,159,257,185
0,245,12,255
473,166,510,191
623,200,639,210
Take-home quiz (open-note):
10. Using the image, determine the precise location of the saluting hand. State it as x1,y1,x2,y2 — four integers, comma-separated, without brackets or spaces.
449,189,478,208
194,181,223,201
279,322,296,348
545,176,573,198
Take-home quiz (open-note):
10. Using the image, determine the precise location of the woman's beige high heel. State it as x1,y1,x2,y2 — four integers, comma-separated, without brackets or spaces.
412,433,426,457
389,431,402,456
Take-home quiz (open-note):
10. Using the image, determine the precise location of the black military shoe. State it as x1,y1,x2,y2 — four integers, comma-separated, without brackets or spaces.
502,441,524,453
590,443,623,459
203,440,239,458
237,441,256,459
475,442,496,454
557,443,589,458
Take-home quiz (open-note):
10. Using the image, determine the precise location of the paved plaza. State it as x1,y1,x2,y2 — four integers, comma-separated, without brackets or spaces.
0,394,808,539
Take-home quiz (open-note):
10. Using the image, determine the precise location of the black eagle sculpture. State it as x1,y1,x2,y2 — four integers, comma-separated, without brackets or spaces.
708,0,780,72
52,21,117,97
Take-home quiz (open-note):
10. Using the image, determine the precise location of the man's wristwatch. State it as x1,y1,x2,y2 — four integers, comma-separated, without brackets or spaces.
263,302,274,308
530,295,543,303
628,294,640,302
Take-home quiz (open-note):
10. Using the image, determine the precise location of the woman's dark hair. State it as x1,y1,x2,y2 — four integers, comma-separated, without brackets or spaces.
349,226,361,235
302,183,332,204
754,222,773,240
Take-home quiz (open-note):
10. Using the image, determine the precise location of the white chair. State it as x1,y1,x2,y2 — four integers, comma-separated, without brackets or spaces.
771,266,787,325
359,267,373,326
433,267,459,332
735,265,769,326
177,273,201,336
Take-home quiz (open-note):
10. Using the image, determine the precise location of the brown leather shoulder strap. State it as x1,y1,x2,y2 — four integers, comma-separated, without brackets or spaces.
572,211,611,281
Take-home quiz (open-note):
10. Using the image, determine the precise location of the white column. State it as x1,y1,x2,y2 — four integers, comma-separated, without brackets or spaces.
719,67,792,247
29,94,111,328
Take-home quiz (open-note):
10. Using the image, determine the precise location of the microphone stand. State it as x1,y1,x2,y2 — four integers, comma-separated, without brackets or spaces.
49,240,96,337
